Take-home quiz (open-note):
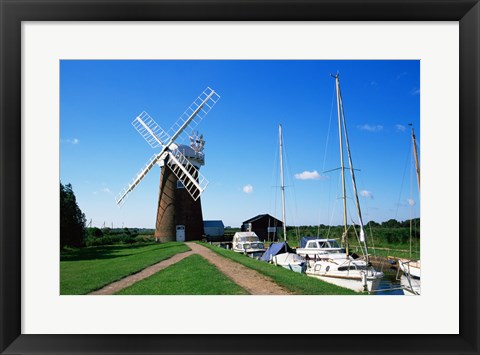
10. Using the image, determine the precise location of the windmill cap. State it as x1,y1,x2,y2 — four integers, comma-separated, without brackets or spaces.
175,144,205,167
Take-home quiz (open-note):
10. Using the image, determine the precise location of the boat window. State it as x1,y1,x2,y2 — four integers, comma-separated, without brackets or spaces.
307,241,316,248
314,264,321,271
328,240,340,248
243,243,250,249
318,242,326,248
338,265,366,271
257,243,264,249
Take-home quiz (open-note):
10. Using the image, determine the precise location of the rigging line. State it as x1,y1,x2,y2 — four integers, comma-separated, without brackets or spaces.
317,83,336,238
394,137,412,220
350,218,364,257
269,130,280,224
338,86,365,237
325,170,341,239
322,80,337,173
284,136,301,242
362,195,376,256
409,143,415,259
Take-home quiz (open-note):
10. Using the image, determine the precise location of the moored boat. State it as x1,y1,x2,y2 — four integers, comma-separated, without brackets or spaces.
261,242,306,273
304,73,383,293
232,231,266,258
306,256,383,292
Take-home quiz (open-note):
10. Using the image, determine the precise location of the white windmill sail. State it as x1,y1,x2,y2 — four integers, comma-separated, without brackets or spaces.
132,111,171,148
115,87,220,206
166,149,209,201
167,87,220,146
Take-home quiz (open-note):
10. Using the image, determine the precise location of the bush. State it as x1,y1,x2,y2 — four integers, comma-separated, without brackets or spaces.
84,232,154,246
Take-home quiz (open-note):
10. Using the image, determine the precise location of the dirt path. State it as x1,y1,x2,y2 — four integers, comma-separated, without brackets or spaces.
89,243,292,295
89,250,195,295
186,242,292,295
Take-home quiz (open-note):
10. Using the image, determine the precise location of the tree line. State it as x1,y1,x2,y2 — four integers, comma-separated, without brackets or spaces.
61,181,420,249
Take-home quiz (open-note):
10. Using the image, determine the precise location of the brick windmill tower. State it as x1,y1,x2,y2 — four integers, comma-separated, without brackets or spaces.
116,88,220,242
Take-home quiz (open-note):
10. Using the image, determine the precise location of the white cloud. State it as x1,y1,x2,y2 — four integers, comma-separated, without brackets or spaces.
294,170,323,180
243,184,253,194
407,198,416,206
395,124,406,132
410,88,420,95
101,187,112,194
357,124,383,132
360,190,374,199
63,138,80,145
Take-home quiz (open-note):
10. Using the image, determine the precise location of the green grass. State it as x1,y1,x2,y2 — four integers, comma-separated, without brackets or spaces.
117,254,248,295
198,243,358,295
60,242,190,295
367,247,420,260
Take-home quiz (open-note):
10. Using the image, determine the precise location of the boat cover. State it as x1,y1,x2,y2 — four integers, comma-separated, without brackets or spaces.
261,242,295,261
300,236,322,248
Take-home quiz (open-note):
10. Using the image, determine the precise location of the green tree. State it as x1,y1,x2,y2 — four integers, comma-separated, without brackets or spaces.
86,227,103,238
382,219,400,228
60,182,86,248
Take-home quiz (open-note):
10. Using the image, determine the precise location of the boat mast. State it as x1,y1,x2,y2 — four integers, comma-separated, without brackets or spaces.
335,74,369,261
409,123,420,259
333,74,349,254
279,124,287,242
411,125,420,192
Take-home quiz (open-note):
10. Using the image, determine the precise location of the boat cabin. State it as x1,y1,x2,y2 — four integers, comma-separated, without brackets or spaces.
232,231,266,258
304,239,341,250
296,238,345,259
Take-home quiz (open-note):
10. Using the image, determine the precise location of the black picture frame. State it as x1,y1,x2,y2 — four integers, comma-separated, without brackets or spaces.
1,0,478,354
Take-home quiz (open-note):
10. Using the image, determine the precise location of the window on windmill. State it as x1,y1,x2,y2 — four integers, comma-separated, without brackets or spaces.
177,181,185,189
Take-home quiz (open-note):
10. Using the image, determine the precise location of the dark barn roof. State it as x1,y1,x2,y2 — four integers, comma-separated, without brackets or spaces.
241,214,283,241
242,214,283,226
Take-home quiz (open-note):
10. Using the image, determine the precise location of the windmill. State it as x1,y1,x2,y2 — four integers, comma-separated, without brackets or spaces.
115,87,220,242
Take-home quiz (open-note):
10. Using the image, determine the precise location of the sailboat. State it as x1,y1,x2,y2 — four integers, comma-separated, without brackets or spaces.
397,125,421,295
261,124,306,273
305,74,383,293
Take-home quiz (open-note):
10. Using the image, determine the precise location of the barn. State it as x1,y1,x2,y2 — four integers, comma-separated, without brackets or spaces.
241,214,283,241
203,220,225,239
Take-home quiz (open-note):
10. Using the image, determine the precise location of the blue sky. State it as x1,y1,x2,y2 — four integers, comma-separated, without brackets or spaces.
60,60,420,229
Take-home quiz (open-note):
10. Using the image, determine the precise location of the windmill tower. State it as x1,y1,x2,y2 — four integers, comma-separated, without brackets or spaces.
115,87,220,242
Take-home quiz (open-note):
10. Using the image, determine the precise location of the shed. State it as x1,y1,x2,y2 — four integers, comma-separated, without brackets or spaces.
203,220,225,238
241,214,283,241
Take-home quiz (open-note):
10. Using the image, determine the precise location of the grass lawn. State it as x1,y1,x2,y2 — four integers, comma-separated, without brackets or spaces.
199,243,358,295
117,254,248,295
61,242,190,295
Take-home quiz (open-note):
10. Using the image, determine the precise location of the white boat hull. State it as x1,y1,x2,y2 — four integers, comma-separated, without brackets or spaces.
306,271,382,293
305,257,384,293
398,259,421,279
271,253,306,273
400,274,421,295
